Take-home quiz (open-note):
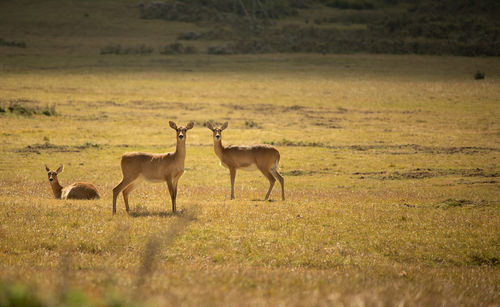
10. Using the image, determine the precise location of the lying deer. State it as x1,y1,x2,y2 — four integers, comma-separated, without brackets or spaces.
112,121,194,214
45,165,100,200
206,121,285,201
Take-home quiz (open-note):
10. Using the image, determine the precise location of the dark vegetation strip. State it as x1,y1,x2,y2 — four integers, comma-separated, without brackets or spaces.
283,168,499,179
18,142,100,154
264,139,500,154
138,0,500,56
357,168,500,180
17,141,500,156
398,198,499,210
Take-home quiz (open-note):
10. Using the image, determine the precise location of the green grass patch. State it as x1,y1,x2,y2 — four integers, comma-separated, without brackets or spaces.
1,103,58,117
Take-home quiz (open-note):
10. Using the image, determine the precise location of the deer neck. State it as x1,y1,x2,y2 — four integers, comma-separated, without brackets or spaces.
50,179,63,199
174,139,186,162
214,139,224,160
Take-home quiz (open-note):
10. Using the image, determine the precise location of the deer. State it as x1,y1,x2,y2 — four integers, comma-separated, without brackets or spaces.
45,164,100,200
112,121,194,214
206,121,285,201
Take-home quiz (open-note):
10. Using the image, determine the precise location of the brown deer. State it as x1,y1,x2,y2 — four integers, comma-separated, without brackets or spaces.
206,121,285,201
45,165,100,200
112,121,194,214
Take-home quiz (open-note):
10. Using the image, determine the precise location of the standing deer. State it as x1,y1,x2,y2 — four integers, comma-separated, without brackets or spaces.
206,121,285,201
45,164,100,199
112,121,194,214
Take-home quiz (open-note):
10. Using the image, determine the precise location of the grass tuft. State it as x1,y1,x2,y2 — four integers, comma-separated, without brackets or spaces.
101,44,153,55
3,103,57,116
441,198,474,207
160,42,198,55
244,120,259,128
0,282,44,307
468,253,498,266
264,138,324,147
0,37,26,48
474,70,485,80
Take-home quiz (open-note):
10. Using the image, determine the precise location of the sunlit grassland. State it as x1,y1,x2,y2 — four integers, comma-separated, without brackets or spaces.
0,53,499,306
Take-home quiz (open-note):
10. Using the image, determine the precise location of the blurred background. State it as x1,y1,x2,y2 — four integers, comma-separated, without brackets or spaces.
1,0,499,57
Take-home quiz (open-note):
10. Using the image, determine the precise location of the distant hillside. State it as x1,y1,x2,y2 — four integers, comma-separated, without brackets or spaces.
140,0,500,56
0,0,498,57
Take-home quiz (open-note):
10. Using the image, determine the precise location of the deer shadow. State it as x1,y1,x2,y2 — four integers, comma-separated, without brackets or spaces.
128,208,185,218
250,199,275,202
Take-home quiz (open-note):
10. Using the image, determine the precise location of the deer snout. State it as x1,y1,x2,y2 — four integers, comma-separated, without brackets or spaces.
178,133,184,140
49,177,54,181
215,134,220,140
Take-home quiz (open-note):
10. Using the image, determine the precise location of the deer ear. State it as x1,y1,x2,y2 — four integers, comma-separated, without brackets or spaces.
45,164,50,172
56,165,64,174
169,121,177,130
206,121,214,131
221,121,228,130
186,122,194,130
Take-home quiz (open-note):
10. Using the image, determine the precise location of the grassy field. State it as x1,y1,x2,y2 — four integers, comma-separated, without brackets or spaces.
1,1,500,306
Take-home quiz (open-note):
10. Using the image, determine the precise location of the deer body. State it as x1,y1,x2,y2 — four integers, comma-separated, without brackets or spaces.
45,165,100,200
112,121,193,214
61,183,100,199
207,122,285,201
119,152,185,183
215,144,278,171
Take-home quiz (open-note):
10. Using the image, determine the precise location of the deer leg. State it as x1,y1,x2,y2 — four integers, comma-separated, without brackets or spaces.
166,178,176,213
260,168,276,200
112,176,137,214
173,177,180,210
271,168,285,201
122,181,139,213
229,168,236,200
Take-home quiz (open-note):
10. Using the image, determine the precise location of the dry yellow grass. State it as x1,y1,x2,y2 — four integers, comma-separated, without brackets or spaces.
0,53,498,306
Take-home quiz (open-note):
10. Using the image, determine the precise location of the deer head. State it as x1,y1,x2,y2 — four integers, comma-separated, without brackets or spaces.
206,121,228,142
170,121,194,141
45,164,64,183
